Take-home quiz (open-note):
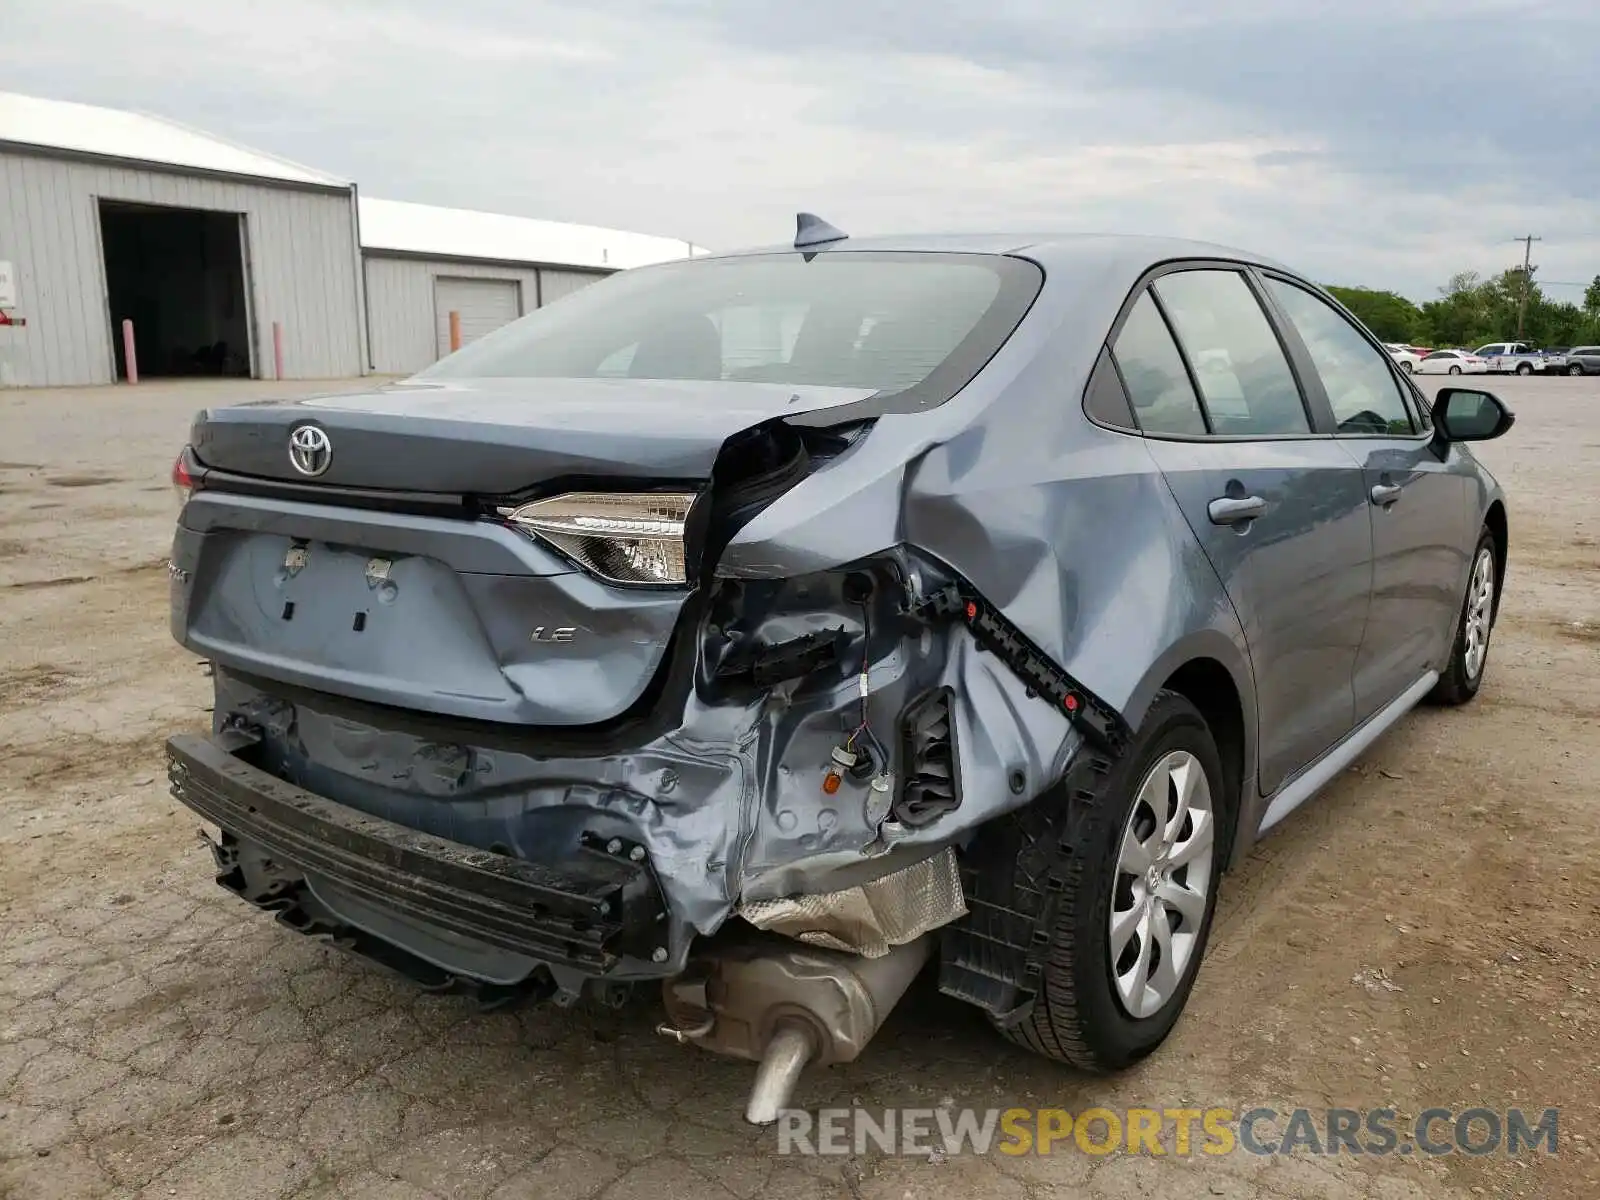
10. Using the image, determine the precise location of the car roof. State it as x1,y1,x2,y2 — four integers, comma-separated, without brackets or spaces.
695,231,1298,277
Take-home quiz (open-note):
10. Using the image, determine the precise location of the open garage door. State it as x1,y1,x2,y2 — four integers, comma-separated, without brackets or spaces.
434,277,520,359
100,201,252,379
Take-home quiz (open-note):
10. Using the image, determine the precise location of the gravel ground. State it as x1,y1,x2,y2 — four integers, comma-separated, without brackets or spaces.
1,374,1596,1199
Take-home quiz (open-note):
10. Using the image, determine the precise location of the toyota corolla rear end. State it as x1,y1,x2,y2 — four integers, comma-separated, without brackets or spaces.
164,241,1058,1118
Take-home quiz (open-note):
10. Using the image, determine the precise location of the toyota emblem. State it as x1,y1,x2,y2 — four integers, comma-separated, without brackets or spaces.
287,425,332,477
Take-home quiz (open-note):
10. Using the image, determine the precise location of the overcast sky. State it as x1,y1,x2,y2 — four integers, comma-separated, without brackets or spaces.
4,0,1596,301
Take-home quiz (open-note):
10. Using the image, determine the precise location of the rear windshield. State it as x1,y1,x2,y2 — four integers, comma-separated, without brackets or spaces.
415,251,1042,412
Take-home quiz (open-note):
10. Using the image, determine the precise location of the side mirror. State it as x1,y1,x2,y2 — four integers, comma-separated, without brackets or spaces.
1433,387,1515,442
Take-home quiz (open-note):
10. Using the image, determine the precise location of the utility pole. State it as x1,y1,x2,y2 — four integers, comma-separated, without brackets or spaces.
1513,234,1541,340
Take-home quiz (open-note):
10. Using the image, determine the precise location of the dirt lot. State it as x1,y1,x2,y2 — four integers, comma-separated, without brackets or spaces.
1,375,1596,1199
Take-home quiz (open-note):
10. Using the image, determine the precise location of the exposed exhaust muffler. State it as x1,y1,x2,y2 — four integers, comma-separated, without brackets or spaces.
658,933,933,1124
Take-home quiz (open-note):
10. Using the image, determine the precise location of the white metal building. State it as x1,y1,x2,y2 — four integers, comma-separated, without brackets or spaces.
0,90,704,388
358,197,704,375
0,91,367,387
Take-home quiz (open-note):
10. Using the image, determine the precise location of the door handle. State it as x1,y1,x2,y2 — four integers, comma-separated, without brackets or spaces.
1207,495,1268,525
1370,483,1404,507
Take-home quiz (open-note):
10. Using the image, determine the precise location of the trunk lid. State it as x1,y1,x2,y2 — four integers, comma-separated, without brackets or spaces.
190,377,876,494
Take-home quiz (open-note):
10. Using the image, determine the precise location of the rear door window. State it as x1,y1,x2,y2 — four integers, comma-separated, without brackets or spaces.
1152,270,1311,435
1264,278,1415,435
1109,290,1208,436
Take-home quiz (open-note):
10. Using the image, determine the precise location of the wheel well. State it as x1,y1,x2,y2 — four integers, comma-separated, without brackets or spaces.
1484,500,1508,617
1161,658,1245,868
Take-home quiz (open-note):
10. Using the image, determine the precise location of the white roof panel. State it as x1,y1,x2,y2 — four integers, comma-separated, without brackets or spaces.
0,91,348,189
358,196,702,272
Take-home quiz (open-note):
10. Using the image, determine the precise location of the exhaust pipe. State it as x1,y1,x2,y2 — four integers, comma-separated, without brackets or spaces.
658,934,933,1124
747,1025,815,1125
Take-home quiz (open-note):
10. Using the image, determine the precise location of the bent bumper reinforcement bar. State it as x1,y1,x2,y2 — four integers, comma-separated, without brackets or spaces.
164,732,671,974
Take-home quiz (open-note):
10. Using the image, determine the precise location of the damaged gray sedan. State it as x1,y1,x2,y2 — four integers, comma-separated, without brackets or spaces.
165,217,1513,1122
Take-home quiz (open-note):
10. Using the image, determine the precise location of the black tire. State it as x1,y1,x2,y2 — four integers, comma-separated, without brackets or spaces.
1449,365,1462,375
1401,361,1415,374
1569,364,1584,377
1516,362,1533,375
986,691,1228,1071
1427,529,1498,706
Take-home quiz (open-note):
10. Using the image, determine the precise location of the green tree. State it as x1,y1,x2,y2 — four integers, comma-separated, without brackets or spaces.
1322,267,1600,349
1539,301,1589,345
1488,266,1550,340
1481,267,1600,345
1323,285,1425,342
1420,271,1495,348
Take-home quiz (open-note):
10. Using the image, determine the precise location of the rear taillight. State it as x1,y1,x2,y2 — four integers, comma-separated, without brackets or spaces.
497,491,695,586
172,450,195,508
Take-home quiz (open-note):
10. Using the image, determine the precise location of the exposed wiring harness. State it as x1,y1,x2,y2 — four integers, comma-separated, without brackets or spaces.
820,578,891,798
844,598,889,768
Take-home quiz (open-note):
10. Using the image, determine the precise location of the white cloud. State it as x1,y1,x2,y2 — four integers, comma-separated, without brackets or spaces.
1,0,1594,299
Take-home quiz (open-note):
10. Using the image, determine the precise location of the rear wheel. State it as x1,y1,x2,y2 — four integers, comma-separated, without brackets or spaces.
1569,363,1585,376
989,691,1227,1071
1401,360,1415,374
1428,530,1498,706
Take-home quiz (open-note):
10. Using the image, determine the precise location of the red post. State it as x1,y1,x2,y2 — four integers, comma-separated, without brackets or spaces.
121,319,138,384
272,321,284,380
449,310,462,353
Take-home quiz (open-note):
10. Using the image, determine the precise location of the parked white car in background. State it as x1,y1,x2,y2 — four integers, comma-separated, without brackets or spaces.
1416,349,1490,375
1385,343,1421,373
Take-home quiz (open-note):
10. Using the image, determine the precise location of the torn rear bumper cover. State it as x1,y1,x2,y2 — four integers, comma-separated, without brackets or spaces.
166,732,675,987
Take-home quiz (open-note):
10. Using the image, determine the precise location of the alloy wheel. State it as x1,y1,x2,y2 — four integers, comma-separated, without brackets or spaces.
1463,546,1495,681
1109,750,1215,1020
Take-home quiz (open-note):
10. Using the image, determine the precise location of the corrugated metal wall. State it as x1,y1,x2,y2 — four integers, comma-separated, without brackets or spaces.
432,277,521,357
0,148,364,387
363,254,606,375
540,268,607,306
